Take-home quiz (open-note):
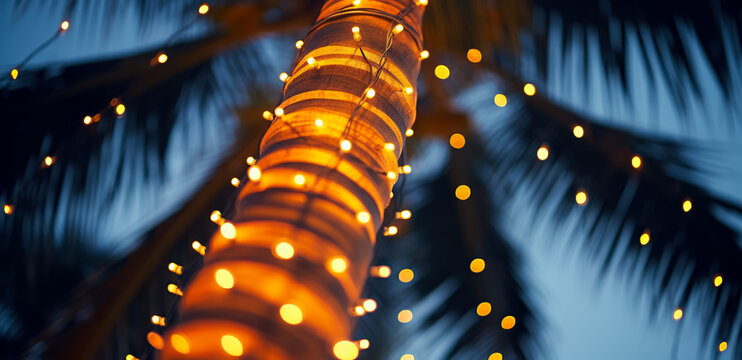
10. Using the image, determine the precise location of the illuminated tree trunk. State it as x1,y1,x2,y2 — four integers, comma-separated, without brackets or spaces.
162,1,424,359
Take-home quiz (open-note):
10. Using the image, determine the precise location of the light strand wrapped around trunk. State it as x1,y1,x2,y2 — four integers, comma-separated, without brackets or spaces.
162,1,424,358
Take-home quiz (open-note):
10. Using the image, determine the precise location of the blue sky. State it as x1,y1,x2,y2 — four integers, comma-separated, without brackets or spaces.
2,2,739,359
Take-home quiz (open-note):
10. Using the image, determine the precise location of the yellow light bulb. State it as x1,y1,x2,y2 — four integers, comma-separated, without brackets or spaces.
157,53,168,64
420,50,429,59
151,315,166,326
434,65,450,79
470,258,485,273
494,94,507,107
3,204,12,215
221,335,243,356
575,191,588,206
246,156,256,165
279,72,289,82
83,115,92,125
294,174,306,185
372,265,391,278
400,210,411,219
404,87,413,94
366,88,376,98
340,139,352,152
215,268,234,289
296,40,304,49
363,299,377,312
262,111,274,121
523,83,536,96
449,133,466,149
167,283,183,296
683,199,692,212
385,226,398,235
60,20,70,31
384,143,395,151
230,177,240,187
537,146,549,161
467,48,482,63
168,262,183,275
476,302,492,316
714,275,723,287
673,308,683,320
220,222,236,239
640,232,650,246
393,24,404,34
357,211,371,224
401,165,412,174
401,355,414,360
126,354,140,360
115,104,126,116
354,306,365,316
359,339,370,349
307,57,316,66
719,341,727,352
573,125,585,138
192,241,205,255
333,341,359,360
417,0,428,4
397,310,413,323
352,26,360,33
171,333,191,354
405,129,414,137
387,171,398,180
501,315,516,329
274,107,284,116
455,185,471,200
631,155,642,169
280,304,303,325
274,242,294,259
315,118,324,127
488,353,503,360
352,0,361,5
329,257,348,273
43,156,54,166
198,3,209,14
10,68,18,80
248,165,261,181
398,269,414,283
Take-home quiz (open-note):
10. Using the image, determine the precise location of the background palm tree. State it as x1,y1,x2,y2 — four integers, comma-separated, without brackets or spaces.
1,0,741,359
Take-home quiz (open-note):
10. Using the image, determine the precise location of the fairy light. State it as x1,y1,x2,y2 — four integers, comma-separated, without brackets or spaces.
434,65,450,79
455,185,471,200
401,165,412,174
115,104,126,116
470,258,485,273
60,20,70,31
191,241,206,255
329,257,348,273
3,204,13,215
151,315,166,326
575,191,588,206
392,24,404,35
370,265,391,278
10,68,18,80
384,143,395,151
359,339,370,349
366,88,376,98
501,315,516,329
307,57,316,66
467,48,482,63
246,156,256,165
536,146,549,161
384,225,398,235
573,125,585,138
171,333,190,354
198,3,210,15
280,304,303,325
315,118,324,127
83,115,92,125
294,174,306,185
404,87,413,94
640,231,650,246
387,171,398,180
449,133,465,149
719,341,728,352
631,155,642,169
147,332,164,349
397,210,411,219
220,222,236,239
401,355,414,360
420,50,429,59
230,177,240,187
126,355,140,360
168,262,183,275
362,299,377,312
333,341,359,360
262,111,274,121
673,307,683,320
274,107,284,116
523,83,536,96
248,165,262,181
274,242,294,259
167,284,183,296
356,211,371,224
279,72,289,82
352,26,361,42
397,310,413,323
488,354,503,360
210,210,222,223
157,53,168,64
476,302,492,316
682,199,692,212
714,275,723,287
352,0,361,5
417,0,429,5
43,156,55,167
215,268,235,289
398,268,414,283
494,94,507,107
354,306,366,316
221,335,244,356
405,129,414,137
295,40,304,49
340,139,352,152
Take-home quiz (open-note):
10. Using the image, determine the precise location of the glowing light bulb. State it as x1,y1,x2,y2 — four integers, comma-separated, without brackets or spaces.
274,242,294,259
198,3,210,14
398,210,411,219
167,283,183,296
366,88,376,98
171,333,190,354
329,257,348,273
489,353,503,360
682,199,692,212
420,50,429,59
714,275,723,287
387,171,398,180
356,211,371,224
573,125,585,138
352,26,361,41
631,155,642,169
307,57,316,66
640,232,650,246
434,65,450,79
455,185,471,200
719,341,728,352
476,302,492,316
393,24,404,35
501,316,516,329
397,310,413,323
157,53,168,64
401,355,415,360
151,315,166,326
494,94,507,107
83,115,92,125
371,265,391,278
60,20,70,31
279,72,289,82
10,68,18,80
354,306,366,316
262,111,274,121
3,204,12,215
168,262,183,275
398,269,414,283
280,304,303,325
537,146,549,161
404,87,413,94
248,165,261,181
230,177,240,187
221,335,243,356
220,222,236,239
246,156,256,165
340,139,352,152
333,341,359,360
362,299,377,312
352,0,361,5
215,268,234,289
147,332,164,349
449,133,465,149
192,241,206,255
467,48,482,63
401,165,411,174
384,143,395,151
43,156,54,166
359,339,370,349
673,308,683,320
115,104,126,116
523,83,536,96
384,226,398,235
470,258,485,273
417,0,428,4
575,191,588,206
274,107,284,116
405,129,414,137
294,174,306,185
126,354,140,360
315,118,324,127
295,40,304,49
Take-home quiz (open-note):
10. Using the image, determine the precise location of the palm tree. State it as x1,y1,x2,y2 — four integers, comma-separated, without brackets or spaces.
1,0,740,359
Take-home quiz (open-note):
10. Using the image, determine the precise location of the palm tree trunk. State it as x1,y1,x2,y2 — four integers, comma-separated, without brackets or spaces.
162,1,425,359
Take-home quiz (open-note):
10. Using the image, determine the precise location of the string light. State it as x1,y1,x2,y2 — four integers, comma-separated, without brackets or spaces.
215,268,234,289
470,258,485,273
191,240,206,255
167,284,183,296
221,335,244,356
262,111,274,121
398,310,413,323
536,146,549,161
640,231,650,246
157,53,168,64
352,26,361,42
488,353,503,360
404,87,413,94
43,156,54,167
682,199,692,212
170,333,191,354
352,0,361,5
59,20,70,31
398,268,414,283
401,165,412,174
449,133,465,149
673,307,684,320
392,24,404,35
362,299,377,312
83,115,92,125
307,57,316,67
248,165,262,181
168,262,183,275
455,185,471,200
210,210,222,223
115,104,126,116
147,332,164,349
329,257,348,273
466,48,482,63
315,118,324,127
246,156,256,165
294,174,306,185
274,242,294,259
358,339,370,349
230,177,240,187
714,274,723,287
366,88,376,98
387,171,398,180
501,315,516,329
417,0,428,5
384,143,395,151
719,341,728,352
279,72,289,82
356,211,371,223
476,302,492,316
10,68,18,80
420,50,429,59
384,225,398,235
151,315,166,326
220,222,236,239
575,191,588,206
340,139,352,152
494,94,507,107
3,204,13,215
631,155,642,169
198,3,210,15
354,306,366,316
333,341,359,360
126,355,140,360
274,107,284,116
405,129,414,137
434,65,450,79
573,125,585,138
370,265,391,278
295,40,304,49
396,210,412,219
401,355,414,360
280,304,303,325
